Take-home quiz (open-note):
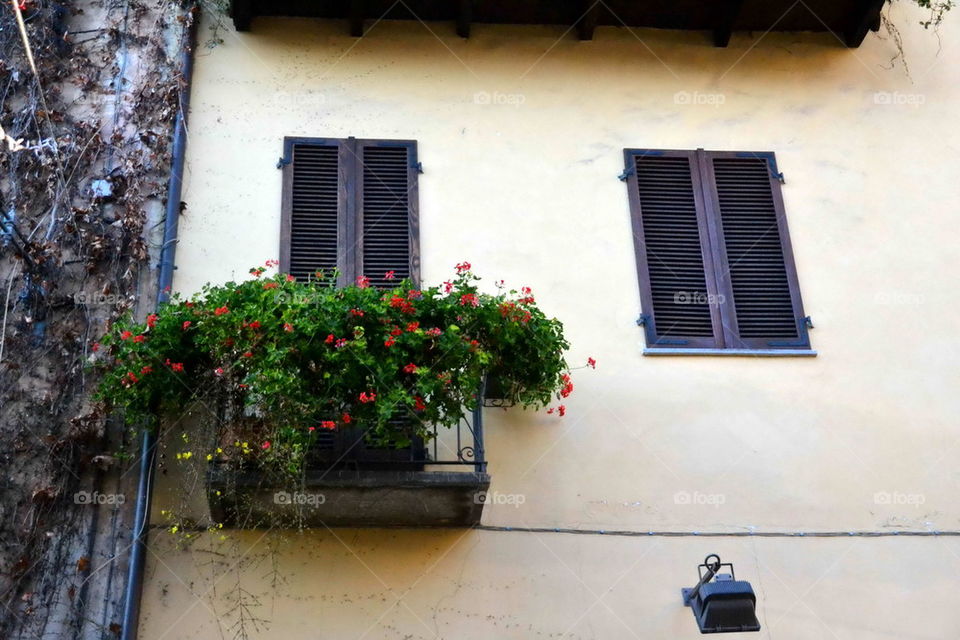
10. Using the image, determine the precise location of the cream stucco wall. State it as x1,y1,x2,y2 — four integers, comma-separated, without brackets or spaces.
142,5,960,638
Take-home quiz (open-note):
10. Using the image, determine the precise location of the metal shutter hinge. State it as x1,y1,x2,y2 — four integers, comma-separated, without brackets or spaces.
618,166,635,182
276,156,291,170
737,152,784,183
636,314,648,326
412,161,423,174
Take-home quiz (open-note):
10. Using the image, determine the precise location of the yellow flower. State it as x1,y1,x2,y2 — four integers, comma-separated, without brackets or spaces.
170,525,179,534
206,454,213,461
216,447,223,454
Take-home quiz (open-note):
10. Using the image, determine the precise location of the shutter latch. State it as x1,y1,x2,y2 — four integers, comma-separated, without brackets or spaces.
636,314,648,326
276,156,291,170
768,316,814,348
618,165,635,182
412,161,424,174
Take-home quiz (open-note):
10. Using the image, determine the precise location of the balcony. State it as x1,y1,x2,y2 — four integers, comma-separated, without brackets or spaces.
207,404,490,528
230,0,885,47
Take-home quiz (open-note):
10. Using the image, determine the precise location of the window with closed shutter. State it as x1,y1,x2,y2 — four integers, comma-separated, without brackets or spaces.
280,137,420,287
624,148,811,353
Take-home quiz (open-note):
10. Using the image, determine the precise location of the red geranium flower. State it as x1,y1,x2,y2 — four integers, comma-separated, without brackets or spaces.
243,351,253,358
384,270,396,280
214,306,229,316
406,321,420,332
286,274,296,282
403,363,418,374
320,421,336,430
182,321,192,330
248,321,261,329
356,275,370,288
140,366,153,375
587,357,596,369
263,282,278,290
283,323,294,332
342,413,352,423
359,391,376,403
120,330,133,340
384,337,396,347
455,261,471,273
133,335,146,343
414,396,426,411
265,259,280,267
262,441,271,450
146,314,158,328
325,334,335,344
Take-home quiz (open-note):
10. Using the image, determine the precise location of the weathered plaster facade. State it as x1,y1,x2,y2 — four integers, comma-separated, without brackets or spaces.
141,5,960,638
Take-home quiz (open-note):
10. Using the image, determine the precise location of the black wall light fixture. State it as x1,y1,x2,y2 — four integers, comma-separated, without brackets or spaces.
682,554,761,634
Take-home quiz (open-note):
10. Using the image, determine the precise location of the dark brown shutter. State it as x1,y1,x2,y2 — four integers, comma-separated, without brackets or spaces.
700,151,809,349
356,140,420,288
625,150,724,348
280,137,420,288
280,138,346,283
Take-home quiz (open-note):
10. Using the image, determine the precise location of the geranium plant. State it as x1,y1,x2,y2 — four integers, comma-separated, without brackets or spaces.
94,262,574,473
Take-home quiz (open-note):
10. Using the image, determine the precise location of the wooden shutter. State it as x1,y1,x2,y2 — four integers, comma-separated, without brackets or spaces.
280,137,420,288
624,148,810,351
625,150,725,348
280,138,347,283
356,140,420,288
700,151,809,349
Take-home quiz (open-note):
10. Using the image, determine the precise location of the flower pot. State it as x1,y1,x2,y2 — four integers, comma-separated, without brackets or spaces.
482,372,517,407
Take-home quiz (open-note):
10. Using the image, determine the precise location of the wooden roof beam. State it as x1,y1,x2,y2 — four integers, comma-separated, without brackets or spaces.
350,0,365,37
577,1,600,40
232,0,253,31
457,0,472,38
713,0,744,47
844,0,886,47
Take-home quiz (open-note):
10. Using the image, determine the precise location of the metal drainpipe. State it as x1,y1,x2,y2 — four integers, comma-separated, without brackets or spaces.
120,6,198,639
